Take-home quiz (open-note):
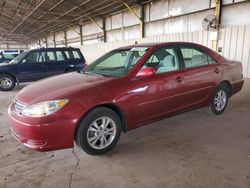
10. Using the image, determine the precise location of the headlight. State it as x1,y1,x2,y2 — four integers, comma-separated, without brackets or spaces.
21,99,69,117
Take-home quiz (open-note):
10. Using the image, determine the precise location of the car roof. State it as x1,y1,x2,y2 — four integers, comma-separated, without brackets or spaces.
27,47,80,52
116,42,205,50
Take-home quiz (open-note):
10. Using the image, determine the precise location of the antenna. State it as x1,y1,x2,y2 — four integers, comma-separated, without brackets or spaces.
202,14,217,31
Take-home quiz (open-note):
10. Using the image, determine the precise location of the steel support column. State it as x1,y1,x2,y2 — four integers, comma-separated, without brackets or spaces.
212,0,222,51
103,18,107,42
64,30,67,46
124,2,145,38
53,34,56,47
45,37,48,48
140,3,145,38
79,25,83,45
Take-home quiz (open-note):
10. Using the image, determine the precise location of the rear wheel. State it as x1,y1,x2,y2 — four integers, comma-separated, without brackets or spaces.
75,107,121,155
210,84,229,115
0,74,16,91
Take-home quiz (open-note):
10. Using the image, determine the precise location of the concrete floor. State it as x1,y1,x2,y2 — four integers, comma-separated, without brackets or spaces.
0,80,250,188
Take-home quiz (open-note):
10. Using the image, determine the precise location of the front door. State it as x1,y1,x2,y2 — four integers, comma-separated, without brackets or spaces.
128,46,187,127
17,51,46,82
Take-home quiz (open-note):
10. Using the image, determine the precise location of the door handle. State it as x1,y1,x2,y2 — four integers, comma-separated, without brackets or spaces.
175,76,184,83
214,68,220,74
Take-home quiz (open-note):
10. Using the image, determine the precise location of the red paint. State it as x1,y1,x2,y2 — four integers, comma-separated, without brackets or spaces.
8,42,244,151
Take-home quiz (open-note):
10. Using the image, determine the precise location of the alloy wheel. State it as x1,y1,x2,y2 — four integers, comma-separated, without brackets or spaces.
87,117,116,150
214,90,227,112
0,77,13,89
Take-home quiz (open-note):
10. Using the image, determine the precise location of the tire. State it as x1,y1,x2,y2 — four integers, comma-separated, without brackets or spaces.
75,107,121,155
210,84,230,115
0,74,16,91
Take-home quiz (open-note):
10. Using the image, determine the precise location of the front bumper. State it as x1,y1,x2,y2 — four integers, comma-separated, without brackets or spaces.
8,102,76,151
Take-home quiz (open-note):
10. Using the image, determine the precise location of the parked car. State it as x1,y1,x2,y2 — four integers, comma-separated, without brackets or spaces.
0,47,86,91
0,50,22,64
8,42,244,155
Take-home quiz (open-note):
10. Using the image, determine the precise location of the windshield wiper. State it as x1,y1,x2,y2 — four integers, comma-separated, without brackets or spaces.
95,72,113,77
80,70,114,78
80,70,104,77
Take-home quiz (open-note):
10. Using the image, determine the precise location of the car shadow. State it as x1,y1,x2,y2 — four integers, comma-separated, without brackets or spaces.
14,83,31,91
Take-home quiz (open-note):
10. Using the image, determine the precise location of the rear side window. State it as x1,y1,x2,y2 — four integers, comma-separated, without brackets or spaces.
56,51,65,61
46,51,56,62
181,47,215,68
64,51,70,59
64,50,82,60
72,51,81,59
45,51,66,62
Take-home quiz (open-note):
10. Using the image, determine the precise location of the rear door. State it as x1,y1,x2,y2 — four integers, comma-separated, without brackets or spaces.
43,50,66,77
129,46,188,126
64,49,85,71
179,45,222,106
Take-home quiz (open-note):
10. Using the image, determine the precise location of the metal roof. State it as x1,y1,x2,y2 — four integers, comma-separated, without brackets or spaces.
0,0,150,44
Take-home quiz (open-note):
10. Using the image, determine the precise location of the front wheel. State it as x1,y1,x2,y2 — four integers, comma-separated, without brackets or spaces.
0,74,16,91
210,85,229,115
75,107,121,155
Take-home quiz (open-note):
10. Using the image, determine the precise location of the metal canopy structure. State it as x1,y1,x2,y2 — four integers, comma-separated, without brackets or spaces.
0,0,150,44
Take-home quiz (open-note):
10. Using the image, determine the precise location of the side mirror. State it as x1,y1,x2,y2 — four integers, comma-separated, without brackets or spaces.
136,67,156,78
22,59,27,63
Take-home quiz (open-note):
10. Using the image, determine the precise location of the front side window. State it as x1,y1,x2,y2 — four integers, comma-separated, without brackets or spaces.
9,51,29,64
181,47,215,68
25,51,45,63
143,47,179,74
84,48,148,77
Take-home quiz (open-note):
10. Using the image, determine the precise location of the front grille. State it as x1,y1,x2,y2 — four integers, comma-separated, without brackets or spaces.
14,100,26,114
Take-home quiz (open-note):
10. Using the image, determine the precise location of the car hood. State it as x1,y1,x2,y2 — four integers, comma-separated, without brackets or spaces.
16,72,113,105
0,62,11,67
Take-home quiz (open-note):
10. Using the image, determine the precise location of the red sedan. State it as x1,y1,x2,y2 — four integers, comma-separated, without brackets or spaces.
8,42,244,155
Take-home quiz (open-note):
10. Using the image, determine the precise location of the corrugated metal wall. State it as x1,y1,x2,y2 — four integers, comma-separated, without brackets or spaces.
81,25,250,78
220,25,250,77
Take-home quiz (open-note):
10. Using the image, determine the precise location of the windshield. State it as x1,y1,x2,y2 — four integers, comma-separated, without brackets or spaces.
84,47,148,77
9,51,29,64
0,53,18,60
